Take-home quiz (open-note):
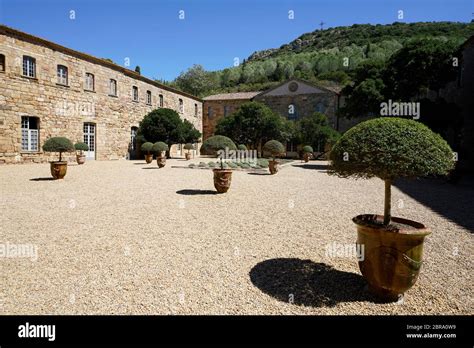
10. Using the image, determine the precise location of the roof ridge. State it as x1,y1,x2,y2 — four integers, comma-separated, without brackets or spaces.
0,24,202,102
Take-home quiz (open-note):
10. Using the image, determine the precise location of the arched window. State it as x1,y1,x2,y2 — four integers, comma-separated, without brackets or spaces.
315,102,325,113
0,54,5,72
22,56,36,78
109,79,117,96
179,98,184,113
132,86,139,101
85,73,94,91
21,116,39,151
57,65,68,85
159,94,164,107
224,105,230,117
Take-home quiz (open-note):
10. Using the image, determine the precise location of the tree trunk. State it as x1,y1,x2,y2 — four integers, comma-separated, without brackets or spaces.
59,151,62,162
383,179,392,225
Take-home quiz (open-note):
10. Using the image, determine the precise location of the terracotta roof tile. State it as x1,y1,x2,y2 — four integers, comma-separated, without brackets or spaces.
203,91,262,101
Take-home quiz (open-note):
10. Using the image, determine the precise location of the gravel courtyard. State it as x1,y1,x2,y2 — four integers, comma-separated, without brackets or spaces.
1,158,472,315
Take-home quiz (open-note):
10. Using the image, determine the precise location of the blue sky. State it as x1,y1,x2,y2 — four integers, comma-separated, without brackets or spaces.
0,0,471,80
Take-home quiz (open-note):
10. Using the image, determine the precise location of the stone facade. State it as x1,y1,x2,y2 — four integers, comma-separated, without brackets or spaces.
202,79,360,157
202,92,261,141
0,25,202,164
203,80,359,140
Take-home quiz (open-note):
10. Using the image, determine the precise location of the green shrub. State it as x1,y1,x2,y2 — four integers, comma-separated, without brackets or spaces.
152,142,169,154
302,145,314,153
257,158,269,167
141,142,154,154
241,163,251,169
200,135,237,156
263,140,285,159
42,137,74,162
74,142,89,153
227,162,238,168
208,162,216,168
189,163,196,168
329,117,455,225
249,162,259,168
198,162,207,168
238,144,247,151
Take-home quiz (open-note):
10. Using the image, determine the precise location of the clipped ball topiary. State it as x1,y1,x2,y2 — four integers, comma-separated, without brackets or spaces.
200,135,236,155
42,137,74,162
141,142,154,154
302,145,313,154
74,142,89,153
152,141,169,154
263,140,285,160
184,143,195,151
237,144,247,151
329,117,455,225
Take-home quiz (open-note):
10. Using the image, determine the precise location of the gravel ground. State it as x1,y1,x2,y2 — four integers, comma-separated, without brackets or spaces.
0,158,472,315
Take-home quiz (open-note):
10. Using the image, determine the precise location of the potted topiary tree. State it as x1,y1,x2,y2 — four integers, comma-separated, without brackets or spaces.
302,145,313,163
184,143,194,160
42,137,75,179
152,142,169,168
141,142,154,164
263,140,285,174
200,135,237,193
74,142,89,165
329,118,455,301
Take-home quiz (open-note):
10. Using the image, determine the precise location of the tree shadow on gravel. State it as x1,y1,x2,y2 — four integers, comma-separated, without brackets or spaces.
142,167,160,170
292,163,328,171
395,178,474,233
249,258,374,307
30,177,55,181
247,172,271,175
176,189,217,195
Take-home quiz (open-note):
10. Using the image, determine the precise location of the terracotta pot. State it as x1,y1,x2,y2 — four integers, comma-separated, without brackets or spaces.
157,156,166,168
145,154,153,164
76,154,86,165
213,169,232,193
353,214,431,302
303,153,311,163
268,160,279,174
50,161,68,179
185,152,191,160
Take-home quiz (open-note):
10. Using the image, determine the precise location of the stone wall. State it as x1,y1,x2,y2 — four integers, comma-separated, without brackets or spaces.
0,29,202,164
253,93,338,127
202,99,251,140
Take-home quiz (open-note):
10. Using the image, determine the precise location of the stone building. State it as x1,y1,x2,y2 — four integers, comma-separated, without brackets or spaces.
0,25,202,164
202,91,261,141
203,79,357,156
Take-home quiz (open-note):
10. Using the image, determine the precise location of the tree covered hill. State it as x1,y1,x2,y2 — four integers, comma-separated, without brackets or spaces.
168,22,474,97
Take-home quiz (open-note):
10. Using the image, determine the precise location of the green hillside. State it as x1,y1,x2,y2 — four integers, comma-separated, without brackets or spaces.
169,22,474,97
